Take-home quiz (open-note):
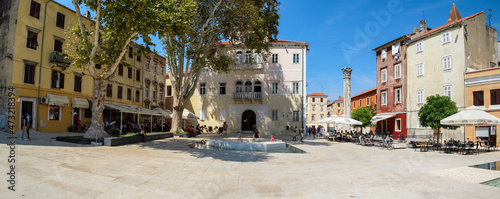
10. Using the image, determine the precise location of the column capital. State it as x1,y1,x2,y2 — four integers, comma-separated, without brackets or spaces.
342,68,352,79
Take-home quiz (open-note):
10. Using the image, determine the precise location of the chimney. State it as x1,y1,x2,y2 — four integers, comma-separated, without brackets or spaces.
413,27,419,33
420,20,427,33
85,11,91,19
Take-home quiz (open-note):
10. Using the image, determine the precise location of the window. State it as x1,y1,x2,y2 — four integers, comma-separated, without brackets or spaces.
118,64,123,76
136,70,140,81
395,88,401,104
394,64,401,79
220,109,226,121
128,47,133,58
166,85,172,97
245,51,251,63
311,114,315,121
381,68,387,83
272,54,278,63
106,84,112,97
146,62,150,70
48,105,60,120
320,114,324,120
321,105,324,112
235,51,243,64
51,70,64,89
127,88,132,101
337,103,340,107
491,89,500,105
24,64,36,84
253,53,262,64
137,54,141,62
254,81,262,93
128,67,132,79
416,41,423,53
366,97,370,106
473,91,484,106
244,81,252,92
353,101,356,108
74,76,82,92
56,12,65,29
321,98,324,102
443,85,452,100
271,82,278,94
442,32,450,44
154,65,157,72
160,88,163,98
381,91,387,105
312,105,316,111
145,84,149,97
235,81,243,93
135,90,140,102
293,111,299,121
153,86,157,99
312,98,315,102
395,119,402,132
200,110,206,121
417,63,424,77
29,0,41,19
443,55,452,70
199,83,206,95
27,30,38,49
272,110,279,121
417,89,424,104
54,39,63,53
381,49,387,61
359,99,362,107
117,86,123,99
293,82,299,94
293,53,300,63
219,83,226,94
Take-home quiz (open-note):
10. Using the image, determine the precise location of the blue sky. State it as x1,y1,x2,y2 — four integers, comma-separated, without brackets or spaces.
60,0,500,101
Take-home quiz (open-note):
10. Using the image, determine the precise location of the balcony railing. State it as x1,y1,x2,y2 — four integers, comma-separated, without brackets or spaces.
49,51,71,68
233,92,263,100
233,63,263,70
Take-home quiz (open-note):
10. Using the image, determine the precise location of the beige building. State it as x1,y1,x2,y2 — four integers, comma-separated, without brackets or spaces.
142,53,166,117
406,4,498,139
327,96,344,117
464,67,500,146
306,93,328,128
189,40,309,135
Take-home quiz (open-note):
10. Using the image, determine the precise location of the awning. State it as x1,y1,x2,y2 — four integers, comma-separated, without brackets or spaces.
104,102,136,113
371,112,399,124
72,97,89,109
182,108,199,120
153,108,171,118
47,93,69,107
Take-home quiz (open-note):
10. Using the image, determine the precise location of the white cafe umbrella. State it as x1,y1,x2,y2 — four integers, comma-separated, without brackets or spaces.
440,105,500,141
319,115,339,131
334,115,363,125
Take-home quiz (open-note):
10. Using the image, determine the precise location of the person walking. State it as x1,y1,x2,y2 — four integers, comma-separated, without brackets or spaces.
21,114,28,140
26,112,31,139
222,122,228,136
139,122,145,141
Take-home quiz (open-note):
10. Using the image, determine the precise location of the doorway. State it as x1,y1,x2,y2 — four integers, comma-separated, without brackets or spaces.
20,100,35,128
241,110,256,131
73,108,80,126
381,120,387,135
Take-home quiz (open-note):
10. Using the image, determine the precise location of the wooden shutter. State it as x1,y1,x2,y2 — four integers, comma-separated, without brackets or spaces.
56,12,65,29
30,1,41,19
51,71,57,88
60,72,65,89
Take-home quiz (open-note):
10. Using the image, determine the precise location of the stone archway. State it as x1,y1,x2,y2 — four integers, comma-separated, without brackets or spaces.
241,110,256,131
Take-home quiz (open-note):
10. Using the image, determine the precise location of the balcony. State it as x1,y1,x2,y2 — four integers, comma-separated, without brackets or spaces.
49,51,71,69
233,92,263,100
233,63,263,70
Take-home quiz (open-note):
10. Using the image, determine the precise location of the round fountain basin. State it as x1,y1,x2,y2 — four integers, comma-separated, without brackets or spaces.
206,138,286,151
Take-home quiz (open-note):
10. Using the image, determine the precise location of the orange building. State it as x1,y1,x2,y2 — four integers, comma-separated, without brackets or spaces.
351,88,377,132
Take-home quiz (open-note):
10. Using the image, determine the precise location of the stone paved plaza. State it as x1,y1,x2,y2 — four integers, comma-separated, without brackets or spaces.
1,132,499,198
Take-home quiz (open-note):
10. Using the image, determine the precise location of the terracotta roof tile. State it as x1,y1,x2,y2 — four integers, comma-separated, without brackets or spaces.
351,88,377,99
308,92,328,97
412,11,483,41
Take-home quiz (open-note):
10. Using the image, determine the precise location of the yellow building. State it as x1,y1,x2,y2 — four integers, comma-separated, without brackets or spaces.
306,93,328,129
0,0,157,133
464,67,500,146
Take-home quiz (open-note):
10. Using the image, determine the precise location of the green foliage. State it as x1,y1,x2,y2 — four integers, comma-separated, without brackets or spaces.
368,104,377,117
418,95,459,130
105,127,121,137
351,107,373,128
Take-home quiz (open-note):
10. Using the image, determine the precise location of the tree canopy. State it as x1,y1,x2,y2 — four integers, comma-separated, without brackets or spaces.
351,107,373,128
418,94,458,130
163,0,281,130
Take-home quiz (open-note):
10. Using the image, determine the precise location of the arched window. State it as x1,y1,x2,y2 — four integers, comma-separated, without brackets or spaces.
145,84,150,97
254,81,262,92
235,81,243,93
245,81,252,92
253,53,262,64
235,51,243,64
153,86,157,99
245,51,252,63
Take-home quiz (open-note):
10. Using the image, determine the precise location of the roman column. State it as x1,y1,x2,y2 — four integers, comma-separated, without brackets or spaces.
342,68,352,117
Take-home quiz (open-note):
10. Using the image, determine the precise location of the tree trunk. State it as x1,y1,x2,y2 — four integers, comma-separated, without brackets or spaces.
84,78,110,138
171,106,183,132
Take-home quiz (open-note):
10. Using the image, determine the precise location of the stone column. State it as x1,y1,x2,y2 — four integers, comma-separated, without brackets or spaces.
342,68,352,117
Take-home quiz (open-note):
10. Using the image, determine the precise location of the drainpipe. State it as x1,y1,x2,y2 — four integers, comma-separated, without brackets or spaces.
302,45,306,132
36,0,54,132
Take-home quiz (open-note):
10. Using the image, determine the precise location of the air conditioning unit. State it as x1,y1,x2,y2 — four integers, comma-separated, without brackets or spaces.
39,97,48,104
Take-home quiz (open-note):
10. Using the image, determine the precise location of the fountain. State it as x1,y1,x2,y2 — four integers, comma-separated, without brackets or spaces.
205,138,287,151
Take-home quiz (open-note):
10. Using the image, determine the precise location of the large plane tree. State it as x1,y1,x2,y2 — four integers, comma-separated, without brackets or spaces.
164,0,280,131
66,0,195,138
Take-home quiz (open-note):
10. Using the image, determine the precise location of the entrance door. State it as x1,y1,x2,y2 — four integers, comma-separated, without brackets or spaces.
241,110,256,131
21,101,34,128
73,108,80,126
381,120,387,135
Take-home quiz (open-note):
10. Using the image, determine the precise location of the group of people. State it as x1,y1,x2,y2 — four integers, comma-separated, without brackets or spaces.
304,126,326,138
110,121,171,134
187,122,228,135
